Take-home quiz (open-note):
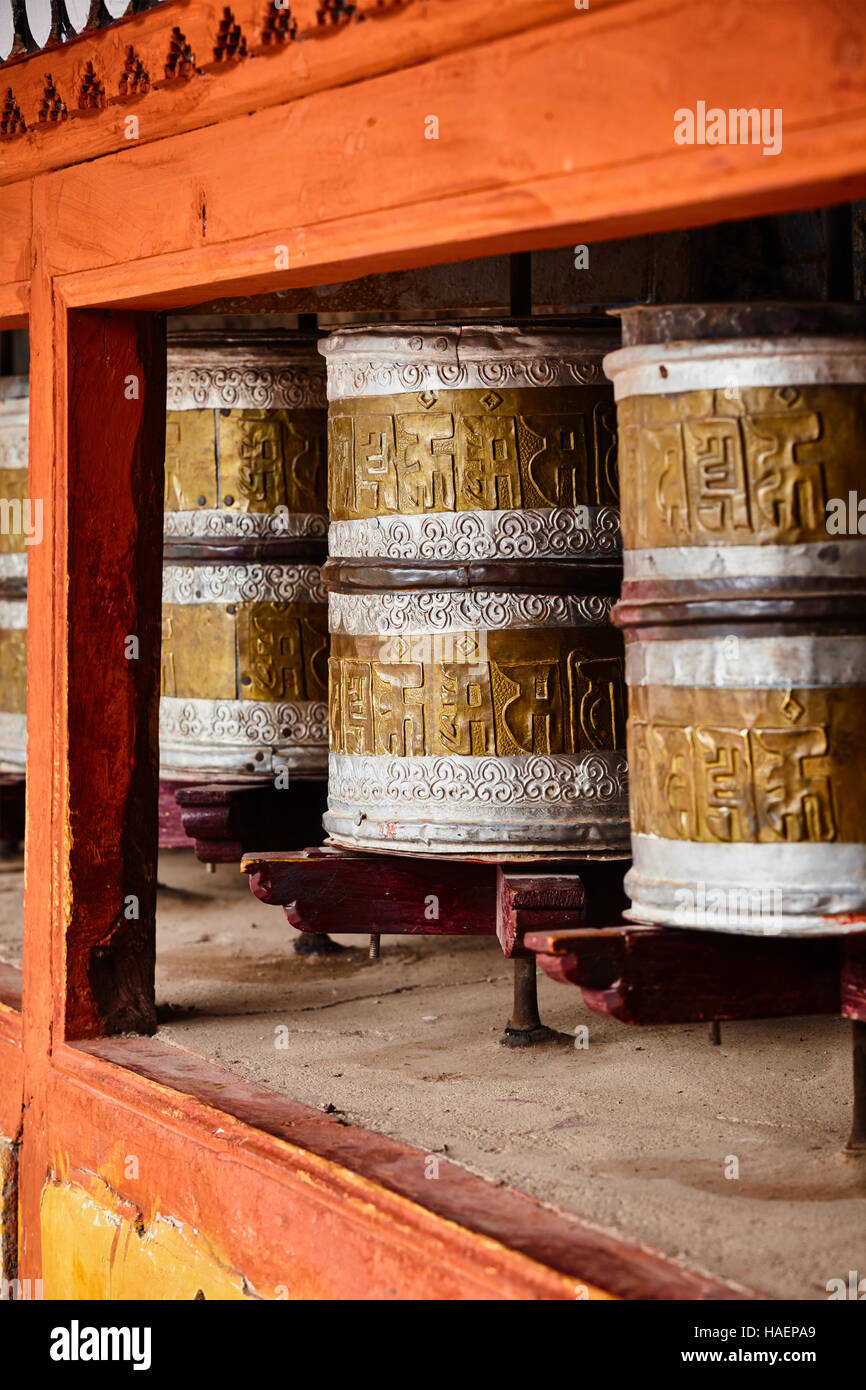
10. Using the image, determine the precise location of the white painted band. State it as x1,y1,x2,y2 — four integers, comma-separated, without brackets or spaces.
603,337,866,399
626,634,866,688
630,831,866,885
623,539,866,581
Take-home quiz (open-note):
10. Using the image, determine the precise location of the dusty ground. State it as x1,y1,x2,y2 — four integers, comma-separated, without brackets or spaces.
2,847,864,1300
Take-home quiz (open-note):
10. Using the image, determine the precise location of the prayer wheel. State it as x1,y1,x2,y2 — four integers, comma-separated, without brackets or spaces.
0,377,28,774
320,322,629,855
160,333,329,781
606,302,866,934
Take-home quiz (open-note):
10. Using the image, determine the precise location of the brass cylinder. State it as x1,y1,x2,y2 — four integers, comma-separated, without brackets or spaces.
160,334,329,781
320,321,629,856
605,302,866,935
0,377,28,774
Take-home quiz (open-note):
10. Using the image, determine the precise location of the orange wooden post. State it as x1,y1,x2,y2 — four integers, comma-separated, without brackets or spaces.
19,269,165,1282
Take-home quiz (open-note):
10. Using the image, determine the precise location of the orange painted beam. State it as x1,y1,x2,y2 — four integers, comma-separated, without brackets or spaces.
0,1039,22,1138
62,311,164,1040
11,0,859,312
23,300,164,1045
0,287,28,330
1,1,865,305
0,986,23,1140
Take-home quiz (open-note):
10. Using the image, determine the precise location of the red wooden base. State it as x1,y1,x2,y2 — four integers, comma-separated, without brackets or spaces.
522,924,866,1025
157,779,192,850
524,923,849,1024
242,848,629,1040
242,847,866,1134
161,786,337,949
171,781,328,864
243,848,627,945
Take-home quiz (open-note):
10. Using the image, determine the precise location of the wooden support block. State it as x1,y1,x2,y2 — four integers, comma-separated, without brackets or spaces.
525,925,844,1025
496,871,584,959
157,779,190,851
176,782,327,864
527,927,629,990
243,848,500,937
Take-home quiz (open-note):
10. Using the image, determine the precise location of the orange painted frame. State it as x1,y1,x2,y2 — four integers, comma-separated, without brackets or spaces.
1,0,866,1298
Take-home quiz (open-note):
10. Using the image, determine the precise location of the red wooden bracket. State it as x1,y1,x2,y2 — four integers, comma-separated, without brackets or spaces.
524,924,845,1025
243,848,501,937
242,850,605,951
175,782,327,864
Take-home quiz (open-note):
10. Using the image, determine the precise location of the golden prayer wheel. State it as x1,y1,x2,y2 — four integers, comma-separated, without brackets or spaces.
605,302,866,935
0,376,28,775
320,322,629,855
160,333,329,781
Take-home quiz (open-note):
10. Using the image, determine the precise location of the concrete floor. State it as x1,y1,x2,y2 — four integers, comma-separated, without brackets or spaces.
2,847,865,1300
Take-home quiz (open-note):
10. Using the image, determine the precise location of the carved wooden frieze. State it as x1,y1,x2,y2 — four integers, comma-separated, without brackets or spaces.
0,0,414,145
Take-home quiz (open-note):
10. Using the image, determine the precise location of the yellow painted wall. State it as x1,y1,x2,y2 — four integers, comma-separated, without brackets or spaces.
41,1175,255,1301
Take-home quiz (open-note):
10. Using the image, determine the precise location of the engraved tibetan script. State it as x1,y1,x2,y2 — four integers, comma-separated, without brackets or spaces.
328,387,618,521
329,642,626,758
629,715,837,843
616,384,866,548
164,408,327,515
238,602,328,703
